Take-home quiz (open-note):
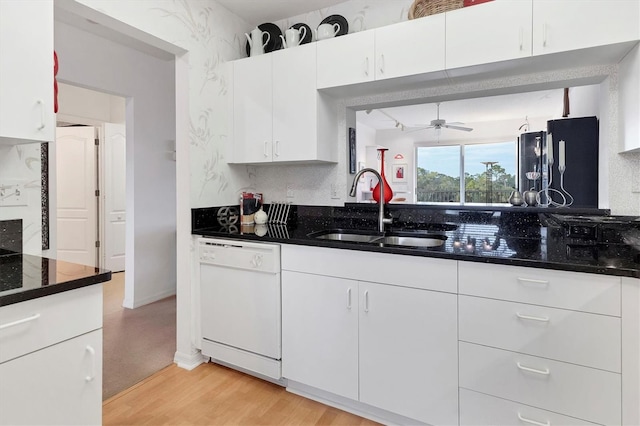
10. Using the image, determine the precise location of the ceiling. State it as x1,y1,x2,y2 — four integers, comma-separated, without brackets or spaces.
217,0,348,27
357,89,565,133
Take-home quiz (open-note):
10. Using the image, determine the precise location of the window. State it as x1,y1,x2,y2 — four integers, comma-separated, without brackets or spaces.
416,141,516,204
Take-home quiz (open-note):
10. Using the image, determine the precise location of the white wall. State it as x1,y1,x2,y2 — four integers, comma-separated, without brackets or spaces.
55,21,177,308
57,82,125,125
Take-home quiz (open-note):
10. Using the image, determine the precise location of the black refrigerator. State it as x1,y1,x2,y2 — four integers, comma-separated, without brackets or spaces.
547,117,599,208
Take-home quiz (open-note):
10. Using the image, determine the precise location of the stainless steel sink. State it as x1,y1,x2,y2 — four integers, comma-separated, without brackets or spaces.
314,232,383,243
379,235,446,247
310,229,446,248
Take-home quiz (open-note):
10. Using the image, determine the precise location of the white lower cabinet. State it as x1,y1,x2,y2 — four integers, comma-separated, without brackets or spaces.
0,329,103,426
281,247,458,425
358,281,458,425
460,339,621,426
460,388,600,426
459,294,621,372
0,285,103,425
282,271,358,400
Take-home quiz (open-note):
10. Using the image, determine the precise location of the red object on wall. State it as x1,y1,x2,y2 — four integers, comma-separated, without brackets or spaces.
463,0,493,6
372,148,393,204
54,51,59,113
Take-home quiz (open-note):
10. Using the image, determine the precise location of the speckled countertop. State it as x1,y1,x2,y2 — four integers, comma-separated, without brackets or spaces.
192,204,640,278
0,253,112,307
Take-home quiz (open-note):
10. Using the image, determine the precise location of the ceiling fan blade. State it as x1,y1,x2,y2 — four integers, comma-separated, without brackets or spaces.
445,121,466,125
404,126,432,134
444,124,473,132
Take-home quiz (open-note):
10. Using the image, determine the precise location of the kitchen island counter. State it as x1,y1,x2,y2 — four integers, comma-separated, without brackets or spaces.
0,253,111,307
192,205,640,279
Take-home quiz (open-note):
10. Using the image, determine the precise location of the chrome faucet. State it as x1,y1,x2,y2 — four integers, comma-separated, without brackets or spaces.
349,168,393,232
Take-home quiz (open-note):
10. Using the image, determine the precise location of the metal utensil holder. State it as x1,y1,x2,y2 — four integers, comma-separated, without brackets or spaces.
267,202,292,225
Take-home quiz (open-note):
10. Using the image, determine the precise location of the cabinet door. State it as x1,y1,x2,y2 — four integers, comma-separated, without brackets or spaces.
0,329,102,426
272,44,317,162
533,0,640,56
232,54,273,163
359,282,458,425
0,0,55,144
317,30,375,89
375,13,445,80
281,271,358,400
446,0,532,70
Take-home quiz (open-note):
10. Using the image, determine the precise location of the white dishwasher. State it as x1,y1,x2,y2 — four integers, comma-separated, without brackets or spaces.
198,238,281,379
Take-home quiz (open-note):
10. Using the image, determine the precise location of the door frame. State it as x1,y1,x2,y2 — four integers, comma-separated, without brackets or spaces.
55,113,118,270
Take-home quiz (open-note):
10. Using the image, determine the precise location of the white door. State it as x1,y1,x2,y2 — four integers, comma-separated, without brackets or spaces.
281,271,359,400
375,13,445,80
272,44,317,162
0,330,102,426
0,0,54,143
316,30,375,89
532,0,640,56
232,54,273,164
102,123,126,272
446,0,532,70
359,282,459,425
56,126,97,267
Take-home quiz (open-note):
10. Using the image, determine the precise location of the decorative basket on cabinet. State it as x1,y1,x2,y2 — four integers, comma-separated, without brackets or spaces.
408,0,464,19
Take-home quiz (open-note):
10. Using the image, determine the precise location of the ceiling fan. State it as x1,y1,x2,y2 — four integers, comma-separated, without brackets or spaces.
408,102,473,133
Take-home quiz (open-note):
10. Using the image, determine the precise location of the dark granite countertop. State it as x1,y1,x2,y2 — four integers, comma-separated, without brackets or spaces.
0,253,112,307
192,204,640,279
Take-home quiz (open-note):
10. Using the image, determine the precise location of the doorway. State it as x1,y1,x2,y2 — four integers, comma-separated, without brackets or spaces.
55,83,126,272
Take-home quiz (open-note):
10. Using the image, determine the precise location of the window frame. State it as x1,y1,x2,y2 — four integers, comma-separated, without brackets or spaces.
414,139,517,205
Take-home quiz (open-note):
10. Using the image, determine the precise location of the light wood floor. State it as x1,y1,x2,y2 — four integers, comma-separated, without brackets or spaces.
103,362,380,426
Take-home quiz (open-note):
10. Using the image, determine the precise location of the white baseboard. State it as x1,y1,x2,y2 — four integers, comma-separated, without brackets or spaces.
286,380,428,426
123,288,176,309
173,350,206,370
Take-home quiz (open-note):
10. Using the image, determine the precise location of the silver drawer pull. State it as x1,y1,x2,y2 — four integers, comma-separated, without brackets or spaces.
518,412,550,426
516,312,550,322
517,277,549,287
0,313,41,331
517,362,550,376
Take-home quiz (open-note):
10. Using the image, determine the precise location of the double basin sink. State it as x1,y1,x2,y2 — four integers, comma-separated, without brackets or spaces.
309,229,447,248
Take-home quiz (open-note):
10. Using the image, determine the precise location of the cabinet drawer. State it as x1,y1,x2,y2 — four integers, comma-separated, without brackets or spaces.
458,262,621,316
0,285,102,364
459,295,621,372
459,342,621,425
460,388,599,426
282,244,457,293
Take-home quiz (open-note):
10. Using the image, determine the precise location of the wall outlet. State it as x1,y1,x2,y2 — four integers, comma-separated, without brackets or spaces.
286,184,294,198
0,183,27,207
331,183,340,199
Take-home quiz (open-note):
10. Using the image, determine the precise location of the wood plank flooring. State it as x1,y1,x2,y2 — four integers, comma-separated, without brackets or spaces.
103,362,380,425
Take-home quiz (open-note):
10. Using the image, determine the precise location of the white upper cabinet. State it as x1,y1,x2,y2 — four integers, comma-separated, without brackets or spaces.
375,13,445,80
317,16,446,89
619,44,639,153
272,45,320,162
0,0,55,144
532,0,640,56
232,54,273,164
317,30,375,89
232,43,336,164
446,0,533,70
